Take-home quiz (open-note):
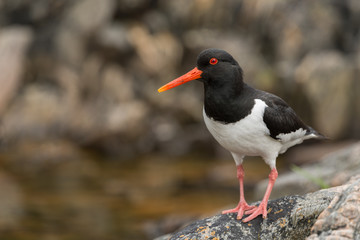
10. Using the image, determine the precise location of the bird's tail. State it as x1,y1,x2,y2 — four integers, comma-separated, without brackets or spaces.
307,127,329,140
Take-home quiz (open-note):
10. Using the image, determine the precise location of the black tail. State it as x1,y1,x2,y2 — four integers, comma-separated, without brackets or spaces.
307,126,329,140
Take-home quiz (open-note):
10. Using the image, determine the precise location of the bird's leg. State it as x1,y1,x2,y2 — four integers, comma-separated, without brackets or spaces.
243,168,278,222
222,164,255,219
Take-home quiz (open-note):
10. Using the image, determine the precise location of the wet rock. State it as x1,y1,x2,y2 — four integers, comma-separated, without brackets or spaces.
255,142,360,199
157,189,335,240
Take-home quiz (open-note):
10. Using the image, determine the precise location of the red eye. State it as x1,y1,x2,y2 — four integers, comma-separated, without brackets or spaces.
209,58,218,65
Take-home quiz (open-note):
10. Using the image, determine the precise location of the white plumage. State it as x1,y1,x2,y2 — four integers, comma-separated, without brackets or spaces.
203,99,317,169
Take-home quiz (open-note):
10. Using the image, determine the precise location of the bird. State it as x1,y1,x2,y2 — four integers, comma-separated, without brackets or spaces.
157,48,324,222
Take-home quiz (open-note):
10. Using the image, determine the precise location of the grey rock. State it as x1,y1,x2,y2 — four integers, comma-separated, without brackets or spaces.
64,0,115,34
157,174,360,240
2,83,65,140
160,190,335,240
96,23,132,52
307,175,360,239
54,25,86,66
55,0,115,66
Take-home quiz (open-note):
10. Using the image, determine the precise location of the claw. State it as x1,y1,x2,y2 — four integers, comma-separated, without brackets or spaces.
242,202,268,222
222,201,255,220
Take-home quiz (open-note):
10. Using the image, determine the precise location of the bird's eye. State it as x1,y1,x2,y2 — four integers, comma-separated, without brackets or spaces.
209,58,218,65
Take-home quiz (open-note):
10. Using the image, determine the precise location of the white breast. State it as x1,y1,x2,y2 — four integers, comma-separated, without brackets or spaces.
203,99,282,167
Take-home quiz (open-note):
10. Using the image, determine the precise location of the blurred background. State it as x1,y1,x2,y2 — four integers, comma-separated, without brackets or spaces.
0,0,359,239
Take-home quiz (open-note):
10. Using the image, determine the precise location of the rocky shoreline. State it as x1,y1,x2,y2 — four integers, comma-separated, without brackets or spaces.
156,143,360,240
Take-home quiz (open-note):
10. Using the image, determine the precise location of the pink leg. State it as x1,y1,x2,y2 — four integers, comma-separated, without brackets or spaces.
243,168,278,222
222,165,255,219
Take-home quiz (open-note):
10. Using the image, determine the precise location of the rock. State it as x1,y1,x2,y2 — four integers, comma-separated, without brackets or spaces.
145,214,198,240
128,23,183,75
64,0,115,34
0,26,33,115
104,100,148,137
55,0,115,66
157,189,335,240
54,25,86,66
114,0,150,17
100,64,135,102
156,175,360,240
295,51,354,139
2,82,65,140
96,23,132,53
255,142,360,199
307,175,360,239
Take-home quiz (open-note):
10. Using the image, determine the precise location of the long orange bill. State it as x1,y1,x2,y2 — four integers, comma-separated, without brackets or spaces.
158,67,203,93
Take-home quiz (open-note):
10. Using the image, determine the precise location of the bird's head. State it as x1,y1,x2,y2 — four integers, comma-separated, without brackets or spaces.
158,48,243,93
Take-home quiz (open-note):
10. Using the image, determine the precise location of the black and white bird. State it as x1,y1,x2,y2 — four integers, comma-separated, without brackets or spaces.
158,48,324,222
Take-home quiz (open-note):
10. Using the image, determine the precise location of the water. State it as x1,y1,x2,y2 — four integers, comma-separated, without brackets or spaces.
0,140,285,240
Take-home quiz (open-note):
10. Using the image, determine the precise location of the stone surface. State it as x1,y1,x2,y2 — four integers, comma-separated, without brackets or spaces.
307,175,360,240
156,175,360,240
156,190,335,240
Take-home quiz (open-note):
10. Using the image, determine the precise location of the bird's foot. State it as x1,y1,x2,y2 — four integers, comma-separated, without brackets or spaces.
242,201,268,222
222,201,255,220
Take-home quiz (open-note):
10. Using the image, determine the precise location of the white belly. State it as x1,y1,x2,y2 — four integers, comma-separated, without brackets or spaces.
203,99,282,165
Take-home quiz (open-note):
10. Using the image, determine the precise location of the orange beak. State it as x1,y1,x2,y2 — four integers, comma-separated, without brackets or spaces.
158,67,203,93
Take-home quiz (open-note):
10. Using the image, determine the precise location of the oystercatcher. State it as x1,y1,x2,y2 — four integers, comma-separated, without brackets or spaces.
158,49,324,222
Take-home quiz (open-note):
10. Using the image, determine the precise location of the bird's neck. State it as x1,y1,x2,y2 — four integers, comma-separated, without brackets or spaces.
204,79,255,123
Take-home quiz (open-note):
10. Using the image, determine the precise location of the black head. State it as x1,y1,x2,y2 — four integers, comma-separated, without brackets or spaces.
158,48,243,93
196,49,243,87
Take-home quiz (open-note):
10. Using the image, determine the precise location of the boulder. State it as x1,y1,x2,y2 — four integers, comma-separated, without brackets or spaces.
155,175,360,240
307,175,360,239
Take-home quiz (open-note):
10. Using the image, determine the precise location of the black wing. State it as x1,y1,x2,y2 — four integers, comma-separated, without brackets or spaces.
261,92,314,140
